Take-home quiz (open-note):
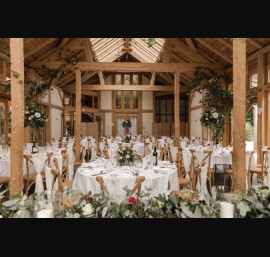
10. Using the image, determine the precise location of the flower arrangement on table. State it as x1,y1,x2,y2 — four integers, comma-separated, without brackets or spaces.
123,135,131,143
122,120,132,128
116,146,138,164
24,104,48,143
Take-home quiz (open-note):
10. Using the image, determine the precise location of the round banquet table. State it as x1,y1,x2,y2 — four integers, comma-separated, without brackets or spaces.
73,161,179,198
0,148,75,179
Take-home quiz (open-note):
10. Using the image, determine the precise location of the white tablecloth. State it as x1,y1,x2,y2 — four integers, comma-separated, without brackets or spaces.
73,162,179,198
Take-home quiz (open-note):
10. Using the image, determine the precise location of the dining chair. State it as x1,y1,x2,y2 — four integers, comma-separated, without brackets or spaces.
202,150,215,194
175,151,189,188
96,176,145,199
223,151,233,188
23,152,53,196
248,150,269,187
86,139,92,162
53,153,73,191
102,149,110,159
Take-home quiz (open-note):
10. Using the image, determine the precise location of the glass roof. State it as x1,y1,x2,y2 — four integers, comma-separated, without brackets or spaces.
89,38,165,63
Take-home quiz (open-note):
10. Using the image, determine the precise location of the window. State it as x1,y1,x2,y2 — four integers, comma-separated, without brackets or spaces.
114,73,141,110
155,95,188,123
251,73,258,88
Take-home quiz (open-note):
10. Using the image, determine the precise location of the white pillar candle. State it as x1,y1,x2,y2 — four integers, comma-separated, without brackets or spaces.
36,209,54,218
220,202,234,218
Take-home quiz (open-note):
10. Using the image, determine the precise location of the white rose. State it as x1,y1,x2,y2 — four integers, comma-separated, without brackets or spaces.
119,156,123,160
35,112,41,118
205,118,208,120
157,200,164,208
126,154,130,159
212,112,219,119
28,117,32,121
25,111,30,114
82,203,94,217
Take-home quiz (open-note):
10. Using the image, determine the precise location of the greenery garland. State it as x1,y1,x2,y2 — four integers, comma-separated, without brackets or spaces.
188,67,258,143
0,38,81,102
1,186,270,218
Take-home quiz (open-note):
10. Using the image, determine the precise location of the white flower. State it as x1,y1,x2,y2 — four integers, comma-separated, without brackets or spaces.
82,203,94,216
28,117,32,121
206,118,208,120
35,112,41,118
25,111,30,114
119,156,123,160
157,200,164,208
212,112,219,119
126,154,130,159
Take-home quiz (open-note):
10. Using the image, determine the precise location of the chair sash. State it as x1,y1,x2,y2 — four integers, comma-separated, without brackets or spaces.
32,153,48,193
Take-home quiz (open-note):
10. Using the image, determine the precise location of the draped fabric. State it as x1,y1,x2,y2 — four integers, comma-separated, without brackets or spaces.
103,175,136,201
129,117,137,136
117,117,126,136
32,153,47,193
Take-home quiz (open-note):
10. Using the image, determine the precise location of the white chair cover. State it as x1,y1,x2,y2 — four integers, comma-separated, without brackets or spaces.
91,146,96,161
32,153,48,193
103,175,136,201
196,165,209,195
171,147,178,163
183,151,192,180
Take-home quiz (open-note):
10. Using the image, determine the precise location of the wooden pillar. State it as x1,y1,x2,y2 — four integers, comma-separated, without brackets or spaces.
257,53,266,164
4,98,9,144
10,38,24,197
70,111,74,136
174,71,180,146
232,38,246,192
75,69,81,162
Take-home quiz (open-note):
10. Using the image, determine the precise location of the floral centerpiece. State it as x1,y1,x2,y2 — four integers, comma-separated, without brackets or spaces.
122,120,132,128
116,146,138,165
123,135,131,143
24,104,48,143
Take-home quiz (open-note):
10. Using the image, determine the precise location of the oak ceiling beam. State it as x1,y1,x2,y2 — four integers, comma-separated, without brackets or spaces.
247,38,263,49
59,38,70,48
83,38,104,86
194,38,233,64
185,38,197,52
25,38,57,59
76,61,223,73
168,38,209,63
216,38,233,49
79,84,191,92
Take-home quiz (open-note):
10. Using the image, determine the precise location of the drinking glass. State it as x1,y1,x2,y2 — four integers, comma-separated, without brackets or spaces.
30,191,63,218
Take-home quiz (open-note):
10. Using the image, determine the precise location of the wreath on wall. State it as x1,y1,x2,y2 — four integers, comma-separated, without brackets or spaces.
122,120,132,128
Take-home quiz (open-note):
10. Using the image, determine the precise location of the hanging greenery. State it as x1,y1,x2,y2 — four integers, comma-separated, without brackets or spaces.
188,67,258,143
0,38,81,102
146,38,156,48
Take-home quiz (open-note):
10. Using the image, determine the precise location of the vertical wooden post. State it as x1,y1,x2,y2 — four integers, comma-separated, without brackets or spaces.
4,98,9,144
174,71,180,147
10,38,24,198
75,69,81,162
257,53,266,164
48,87,52,144
232,38,246,192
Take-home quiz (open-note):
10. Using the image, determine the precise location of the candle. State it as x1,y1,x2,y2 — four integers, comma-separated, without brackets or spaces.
36,209,54,218
220,202,234,218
